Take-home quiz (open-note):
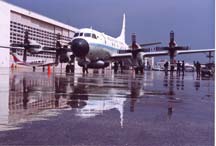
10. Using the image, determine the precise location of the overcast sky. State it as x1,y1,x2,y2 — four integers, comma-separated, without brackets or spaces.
6,0,215,63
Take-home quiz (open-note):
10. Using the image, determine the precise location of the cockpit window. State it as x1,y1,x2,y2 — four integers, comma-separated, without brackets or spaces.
84,33,91,37
92,34,97,39
74,33,79,37
80,33,83,36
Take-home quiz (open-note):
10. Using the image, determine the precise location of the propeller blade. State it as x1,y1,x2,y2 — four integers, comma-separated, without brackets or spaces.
56,33,61,64
23,48,27,62
55,51,59,65
56,33,62,48
24,30,29,45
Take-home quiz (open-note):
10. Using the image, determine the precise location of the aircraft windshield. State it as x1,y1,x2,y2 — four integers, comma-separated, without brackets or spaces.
74,33,79,37
74,32,96,39
92,34,97,39
84,33,91,37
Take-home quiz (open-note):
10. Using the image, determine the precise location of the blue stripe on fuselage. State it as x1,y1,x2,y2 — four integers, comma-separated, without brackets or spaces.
89,43,120,53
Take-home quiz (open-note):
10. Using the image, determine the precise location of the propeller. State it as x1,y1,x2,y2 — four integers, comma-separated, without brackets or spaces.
55,33,62,64
119,33,159,56
10,30,30,62
54,33,70,64
23,30,30,62
155,31,189,66
206,51,214,63
0,30,72,64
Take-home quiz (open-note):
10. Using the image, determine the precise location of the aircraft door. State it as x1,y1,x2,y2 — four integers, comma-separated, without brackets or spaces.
101,33,106,44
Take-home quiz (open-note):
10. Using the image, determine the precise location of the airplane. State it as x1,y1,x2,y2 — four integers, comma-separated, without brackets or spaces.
0,14,160,72
69,14,161,72
1,14,215,74
68,14,214,73
10,51,56,68
0,31,72,70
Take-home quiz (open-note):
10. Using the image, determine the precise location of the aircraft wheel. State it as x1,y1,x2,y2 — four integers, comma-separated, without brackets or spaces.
135,68,139,74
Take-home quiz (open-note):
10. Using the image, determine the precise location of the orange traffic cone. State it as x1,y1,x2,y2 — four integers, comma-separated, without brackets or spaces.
48,65,51,75
11,63,14,68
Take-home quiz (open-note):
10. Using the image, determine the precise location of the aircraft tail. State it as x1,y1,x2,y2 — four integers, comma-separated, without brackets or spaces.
11,53,21,63
117,14,126,43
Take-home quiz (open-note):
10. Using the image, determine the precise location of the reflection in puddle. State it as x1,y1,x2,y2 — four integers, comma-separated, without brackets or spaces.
0,71,214,131
4,73,130,130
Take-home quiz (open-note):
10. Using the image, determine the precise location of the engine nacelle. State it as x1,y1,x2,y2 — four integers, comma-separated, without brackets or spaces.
78,60,109,69
168,48,177,57
131,33,140,49
28,40,43,54
60,54,69,63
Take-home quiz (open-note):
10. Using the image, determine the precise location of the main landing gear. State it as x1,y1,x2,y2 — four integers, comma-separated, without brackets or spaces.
134,66,144,74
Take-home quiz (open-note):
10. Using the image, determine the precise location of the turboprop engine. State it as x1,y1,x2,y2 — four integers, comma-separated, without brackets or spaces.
78,60,109,69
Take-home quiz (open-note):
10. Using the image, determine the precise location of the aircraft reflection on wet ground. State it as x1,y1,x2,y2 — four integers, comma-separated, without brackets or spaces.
0,69,214,146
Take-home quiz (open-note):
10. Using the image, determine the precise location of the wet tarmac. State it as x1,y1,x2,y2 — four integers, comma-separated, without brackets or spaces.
0,69,214,146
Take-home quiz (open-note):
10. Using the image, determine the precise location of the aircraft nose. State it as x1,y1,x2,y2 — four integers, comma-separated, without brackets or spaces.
71,38,89,57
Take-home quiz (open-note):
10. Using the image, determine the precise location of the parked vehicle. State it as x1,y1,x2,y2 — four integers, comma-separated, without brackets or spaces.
201,65,214,77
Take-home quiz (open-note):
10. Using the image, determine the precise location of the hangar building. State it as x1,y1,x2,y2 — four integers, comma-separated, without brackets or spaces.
0,1,78,68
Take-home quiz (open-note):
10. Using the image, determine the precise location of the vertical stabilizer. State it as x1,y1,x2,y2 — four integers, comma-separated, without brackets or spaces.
117,14,126,43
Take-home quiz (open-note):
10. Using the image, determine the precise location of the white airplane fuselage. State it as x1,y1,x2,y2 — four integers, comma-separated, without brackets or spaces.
71,28,128,68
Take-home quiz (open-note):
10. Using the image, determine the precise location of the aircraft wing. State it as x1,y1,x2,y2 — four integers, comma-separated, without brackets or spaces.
139,42,162,47
114,48,215,59
110,53,132,60
15,62,56,67
113,49,182,59
42,47,72,52
0,45,19,49
37,62,57,67
177,48,215,55
143,49,215,57
0,45,57,53
129,42,161,48
142,51,169,57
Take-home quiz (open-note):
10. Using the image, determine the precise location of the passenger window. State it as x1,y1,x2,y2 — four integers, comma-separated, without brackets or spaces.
84,33,91,37
92,34,97,39
74,33,79,37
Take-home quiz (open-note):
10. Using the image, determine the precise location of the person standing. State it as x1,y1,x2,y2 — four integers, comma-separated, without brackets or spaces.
114,62,118,74
82,64,88,74
196,61,201,77
176,60,181,75
164,61,169,75
181,60,185,76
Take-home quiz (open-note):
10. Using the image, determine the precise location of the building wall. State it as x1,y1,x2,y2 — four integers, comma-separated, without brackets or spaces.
0,1,78,68
10,11,75,48
0,1,10,67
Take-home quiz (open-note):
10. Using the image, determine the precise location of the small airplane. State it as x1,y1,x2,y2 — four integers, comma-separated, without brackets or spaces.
0,14,214,74
10,52,56,68
0,31,71,69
